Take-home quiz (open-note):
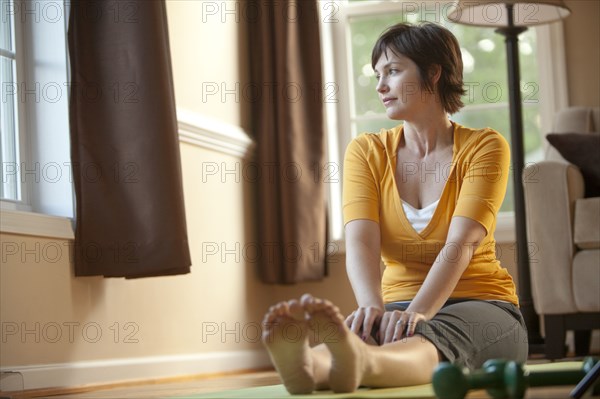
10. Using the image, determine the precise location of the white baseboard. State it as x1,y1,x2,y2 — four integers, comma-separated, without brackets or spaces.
0,349,271,391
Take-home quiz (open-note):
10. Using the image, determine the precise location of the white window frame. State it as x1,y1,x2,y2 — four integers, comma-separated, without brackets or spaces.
319,0,568,244
0,0,74,239
1,0,29,210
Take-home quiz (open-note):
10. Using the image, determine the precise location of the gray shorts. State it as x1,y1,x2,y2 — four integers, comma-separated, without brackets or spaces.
383,299,529,370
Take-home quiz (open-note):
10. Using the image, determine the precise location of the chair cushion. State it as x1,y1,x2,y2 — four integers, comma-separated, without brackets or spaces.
553,107,596,133
574,197,600,249
546,133,600,198
572,249,600,312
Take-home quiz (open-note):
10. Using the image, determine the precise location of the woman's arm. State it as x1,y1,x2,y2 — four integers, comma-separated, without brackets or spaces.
408,215,486,317
344,219,384,340
379,216,486,343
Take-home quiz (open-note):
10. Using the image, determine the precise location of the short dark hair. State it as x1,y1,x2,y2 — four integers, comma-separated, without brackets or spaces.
371,22,466,115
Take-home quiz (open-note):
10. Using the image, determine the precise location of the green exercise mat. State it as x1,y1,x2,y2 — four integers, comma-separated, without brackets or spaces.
176,384,433,399
176,361,583,399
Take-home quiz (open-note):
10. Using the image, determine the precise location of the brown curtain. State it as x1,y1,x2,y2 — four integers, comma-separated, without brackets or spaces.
247,0,328,283
68,1,191,278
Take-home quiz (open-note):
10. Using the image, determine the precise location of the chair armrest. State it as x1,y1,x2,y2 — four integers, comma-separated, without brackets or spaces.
523,161,585,314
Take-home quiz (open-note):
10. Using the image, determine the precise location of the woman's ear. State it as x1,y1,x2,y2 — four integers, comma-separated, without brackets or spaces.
428,64,442,87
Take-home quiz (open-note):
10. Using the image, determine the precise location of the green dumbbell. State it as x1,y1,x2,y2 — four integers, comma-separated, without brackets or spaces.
432,359,510,399
433,357,600,399
504,357,599,398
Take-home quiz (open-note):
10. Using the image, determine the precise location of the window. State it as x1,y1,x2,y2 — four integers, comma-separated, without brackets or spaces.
1,0,24,204
320,0,567,242
0,0,73,220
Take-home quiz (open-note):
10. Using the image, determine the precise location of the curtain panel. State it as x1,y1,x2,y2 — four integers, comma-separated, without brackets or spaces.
247,0,328,283
68,1,191,278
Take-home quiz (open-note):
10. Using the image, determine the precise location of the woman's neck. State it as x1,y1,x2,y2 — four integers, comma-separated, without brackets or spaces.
402,115,453,158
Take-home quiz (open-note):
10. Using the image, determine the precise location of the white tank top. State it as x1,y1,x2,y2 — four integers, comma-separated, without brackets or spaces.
401,199,439,233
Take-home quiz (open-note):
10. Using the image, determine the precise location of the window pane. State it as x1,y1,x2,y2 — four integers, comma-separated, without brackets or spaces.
454,27,541,156
1,55,19,200
0,0,14,52
456,25,509,105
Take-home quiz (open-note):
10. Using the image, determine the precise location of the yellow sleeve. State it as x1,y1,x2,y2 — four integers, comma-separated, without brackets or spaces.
343,136,380,225
453,130,510,235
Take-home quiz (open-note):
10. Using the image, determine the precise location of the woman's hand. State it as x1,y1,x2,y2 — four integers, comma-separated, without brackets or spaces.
378,310,427,344
344,306,384,341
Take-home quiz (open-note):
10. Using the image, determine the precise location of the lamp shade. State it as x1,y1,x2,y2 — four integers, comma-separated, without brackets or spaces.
447,0,571,27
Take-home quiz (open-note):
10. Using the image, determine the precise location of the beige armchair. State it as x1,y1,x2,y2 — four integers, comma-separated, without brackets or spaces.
523,107,600,359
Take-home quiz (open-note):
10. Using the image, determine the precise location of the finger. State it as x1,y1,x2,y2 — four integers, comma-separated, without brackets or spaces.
386,320,402,344
377,312,391,344
383,312,401,344
349,310,365,335
361,308,379,341
405,320,416,338
344,312,355,328
405,313,422,338
392,313,410,342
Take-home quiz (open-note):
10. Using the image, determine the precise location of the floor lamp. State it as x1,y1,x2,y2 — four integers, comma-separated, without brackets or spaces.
448,0,571,353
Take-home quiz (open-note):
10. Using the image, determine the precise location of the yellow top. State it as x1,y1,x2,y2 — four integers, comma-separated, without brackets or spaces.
343,123,519,305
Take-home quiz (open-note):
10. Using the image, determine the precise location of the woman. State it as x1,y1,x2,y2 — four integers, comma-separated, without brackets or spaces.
261,22,528,394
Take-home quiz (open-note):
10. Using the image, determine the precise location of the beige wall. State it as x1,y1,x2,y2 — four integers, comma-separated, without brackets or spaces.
1,0,597,388
563,0,600,107
0,146,268,366
0,147,354,369
0,1,355,375
167,1,244,127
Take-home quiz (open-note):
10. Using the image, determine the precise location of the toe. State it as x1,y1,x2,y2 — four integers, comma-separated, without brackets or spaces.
263,309,281,326
263,302,288,325
288,300,306,321
300,293,314,306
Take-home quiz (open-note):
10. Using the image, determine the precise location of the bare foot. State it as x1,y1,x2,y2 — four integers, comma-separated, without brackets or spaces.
301,294,370,393
262,299,315,394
